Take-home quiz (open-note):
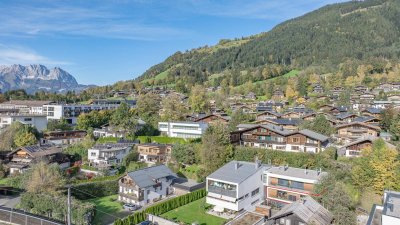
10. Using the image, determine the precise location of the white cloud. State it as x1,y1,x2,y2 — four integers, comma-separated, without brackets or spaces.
178,0,348,20
0,3,189,40
0,44,70,66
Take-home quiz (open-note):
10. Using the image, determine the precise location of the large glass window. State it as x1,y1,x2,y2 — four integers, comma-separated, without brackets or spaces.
291,181,304,190
278,179,289,187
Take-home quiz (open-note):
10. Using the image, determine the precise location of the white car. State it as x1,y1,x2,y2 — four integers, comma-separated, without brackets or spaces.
123,203,140,211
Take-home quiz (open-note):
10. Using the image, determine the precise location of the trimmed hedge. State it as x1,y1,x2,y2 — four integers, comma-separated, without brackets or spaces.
114,189,206,225
137,136,188,144
71,179,119,200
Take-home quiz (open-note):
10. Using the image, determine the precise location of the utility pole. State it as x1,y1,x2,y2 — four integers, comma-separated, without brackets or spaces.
67,185,72,225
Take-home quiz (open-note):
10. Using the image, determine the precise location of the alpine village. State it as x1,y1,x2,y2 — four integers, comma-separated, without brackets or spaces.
1,1,400,225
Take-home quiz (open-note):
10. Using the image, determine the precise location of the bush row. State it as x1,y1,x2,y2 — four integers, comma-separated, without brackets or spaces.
20,192,95,225
114,189,206,225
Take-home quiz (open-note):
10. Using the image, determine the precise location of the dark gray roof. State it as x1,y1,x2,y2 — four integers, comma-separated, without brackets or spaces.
341,137,395,150
297,129,329,142
266,118,301,126
364,108,382,114
207,161,267,184
235,125,329,141
127,165,177,188
336,112,357,120
266,166,327,181
269,196,333,225
354,116,376,123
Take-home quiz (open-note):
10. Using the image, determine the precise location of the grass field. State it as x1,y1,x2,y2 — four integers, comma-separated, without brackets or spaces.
141,68,170,84
0,178,10,186
233,69,300,91
84,195,131,225
161,198,226,225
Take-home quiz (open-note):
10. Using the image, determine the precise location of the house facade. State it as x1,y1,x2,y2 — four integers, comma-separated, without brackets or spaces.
7,145,70,174
206,161,266,212
0,114,48,131
42,130,87,145
230,125,329,153
335,122,380,143
263,166,327,208
158,121,208,139
88,143,133,168
137,143,172,164
118,165,177,206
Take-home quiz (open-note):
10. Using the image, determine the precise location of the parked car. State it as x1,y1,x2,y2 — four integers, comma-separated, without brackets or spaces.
123,203,139,211
139,221,152,225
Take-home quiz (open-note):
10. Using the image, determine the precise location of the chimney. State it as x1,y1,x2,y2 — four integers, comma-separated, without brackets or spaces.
255,156,261,169
284,164,289,171
235,162,239,170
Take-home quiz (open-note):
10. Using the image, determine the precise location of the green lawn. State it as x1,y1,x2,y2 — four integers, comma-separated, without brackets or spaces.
0,177,10,185
84,195,131,225
161,198,226,225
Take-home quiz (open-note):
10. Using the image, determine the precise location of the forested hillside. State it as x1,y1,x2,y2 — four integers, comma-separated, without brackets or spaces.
137,0,400,87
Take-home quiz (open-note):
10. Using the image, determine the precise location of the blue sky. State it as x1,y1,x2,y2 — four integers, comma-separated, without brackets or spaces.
0,0,346,85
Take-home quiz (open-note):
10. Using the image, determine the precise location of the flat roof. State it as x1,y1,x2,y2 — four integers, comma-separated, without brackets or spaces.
266,166,327,181
207,161,267,184
383,190,400,218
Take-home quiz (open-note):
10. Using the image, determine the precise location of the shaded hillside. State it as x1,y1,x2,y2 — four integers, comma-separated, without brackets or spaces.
137,0,400,85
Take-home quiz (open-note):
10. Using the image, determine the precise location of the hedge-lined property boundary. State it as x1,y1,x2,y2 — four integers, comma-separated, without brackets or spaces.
114,189,206,225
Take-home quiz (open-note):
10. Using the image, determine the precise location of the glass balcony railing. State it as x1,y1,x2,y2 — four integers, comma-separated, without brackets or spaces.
208,185,237,198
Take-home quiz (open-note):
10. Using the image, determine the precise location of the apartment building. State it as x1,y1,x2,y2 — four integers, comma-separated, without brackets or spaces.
206,160,266,212
0,114,48,131
230,124,330,153
118,165,177,206
137,143,172,164
0,100,53,114
43,101,133,124
263,166,327,208
158,121,208,139
88,143,133,168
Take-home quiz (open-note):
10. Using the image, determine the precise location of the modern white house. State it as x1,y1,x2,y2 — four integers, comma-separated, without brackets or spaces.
88,143,133,168
118,165,178,206
0,114,48,131
158,121,208,139
206,160,266,212
368,190,400,225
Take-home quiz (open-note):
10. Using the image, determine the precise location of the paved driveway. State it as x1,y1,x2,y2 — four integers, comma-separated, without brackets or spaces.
0,194,21,208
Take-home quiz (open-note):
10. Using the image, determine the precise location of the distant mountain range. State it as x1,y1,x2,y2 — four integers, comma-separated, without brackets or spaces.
0,64,94,94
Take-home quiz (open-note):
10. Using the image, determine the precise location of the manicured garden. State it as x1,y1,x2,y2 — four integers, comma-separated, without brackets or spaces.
161,198,226,225
84,194,130,225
